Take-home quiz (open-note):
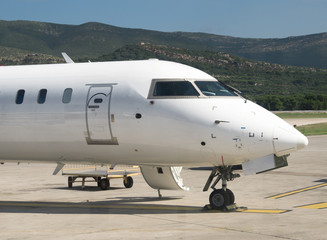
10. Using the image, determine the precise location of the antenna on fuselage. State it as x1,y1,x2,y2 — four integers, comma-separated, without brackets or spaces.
61,52,75,64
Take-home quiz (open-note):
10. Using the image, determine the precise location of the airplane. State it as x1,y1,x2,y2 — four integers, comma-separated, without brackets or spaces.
0,56,308,210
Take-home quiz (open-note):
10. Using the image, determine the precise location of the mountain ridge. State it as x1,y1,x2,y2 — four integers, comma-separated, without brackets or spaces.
0,20,327,68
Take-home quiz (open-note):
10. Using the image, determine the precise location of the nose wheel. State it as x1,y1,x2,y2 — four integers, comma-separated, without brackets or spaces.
209,188,235,209
204,166,239,210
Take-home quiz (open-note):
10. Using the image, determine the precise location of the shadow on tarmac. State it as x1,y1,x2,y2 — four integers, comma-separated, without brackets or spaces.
0,198,209,215
53,186,126,192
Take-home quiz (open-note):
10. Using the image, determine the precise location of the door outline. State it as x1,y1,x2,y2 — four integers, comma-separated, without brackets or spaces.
85,83,118,145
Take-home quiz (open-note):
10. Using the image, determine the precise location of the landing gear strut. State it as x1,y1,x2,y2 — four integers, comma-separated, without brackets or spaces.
203,166,240,210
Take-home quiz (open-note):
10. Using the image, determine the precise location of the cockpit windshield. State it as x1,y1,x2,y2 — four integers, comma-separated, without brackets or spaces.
148,79,239,99
195,81,238,96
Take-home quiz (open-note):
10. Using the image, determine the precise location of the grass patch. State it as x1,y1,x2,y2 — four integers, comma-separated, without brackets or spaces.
276,112,327,119
296,122,327,136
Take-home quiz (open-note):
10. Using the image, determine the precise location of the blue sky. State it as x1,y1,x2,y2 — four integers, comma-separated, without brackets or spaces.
0,0,326,38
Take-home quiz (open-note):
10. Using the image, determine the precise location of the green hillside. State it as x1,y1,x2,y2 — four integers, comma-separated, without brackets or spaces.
0,20,327,68
0,46,63,65
83,44,327,96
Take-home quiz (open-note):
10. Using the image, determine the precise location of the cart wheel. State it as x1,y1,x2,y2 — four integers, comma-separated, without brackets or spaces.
100,178,110,190
68,176,73,188
123,176,134,188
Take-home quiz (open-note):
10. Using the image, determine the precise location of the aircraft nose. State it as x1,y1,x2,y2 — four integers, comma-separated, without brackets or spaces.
296,133,309,150
273,125,308,156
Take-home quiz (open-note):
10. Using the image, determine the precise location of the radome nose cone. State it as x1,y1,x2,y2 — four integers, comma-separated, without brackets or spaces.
273,125,308,156
297,134,309,150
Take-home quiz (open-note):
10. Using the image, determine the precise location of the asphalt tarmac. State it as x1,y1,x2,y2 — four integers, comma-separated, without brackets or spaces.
0,135,326,240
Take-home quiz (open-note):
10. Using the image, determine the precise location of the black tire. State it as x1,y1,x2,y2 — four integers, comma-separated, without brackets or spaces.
225,188,235,205
123,176,134,188
100,178,110,190
209,189,230,210
97,177,101,187
68,176,73,188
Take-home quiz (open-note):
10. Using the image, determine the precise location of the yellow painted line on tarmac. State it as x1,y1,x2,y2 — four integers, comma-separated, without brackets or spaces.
267,183,327,199
296,202,327,209
0,202,289,214
236,209,289,214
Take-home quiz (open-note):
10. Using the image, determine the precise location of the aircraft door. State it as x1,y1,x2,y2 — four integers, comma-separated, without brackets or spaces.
85,84,118,145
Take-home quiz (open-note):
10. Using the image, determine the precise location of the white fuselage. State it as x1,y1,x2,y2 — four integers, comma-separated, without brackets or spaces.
0,60,308,167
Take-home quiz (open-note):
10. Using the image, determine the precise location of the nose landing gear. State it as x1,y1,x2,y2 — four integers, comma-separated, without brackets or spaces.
203,166,240,210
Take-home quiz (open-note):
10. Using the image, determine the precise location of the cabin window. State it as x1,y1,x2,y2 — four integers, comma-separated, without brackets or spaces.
153,81,199,97
195,81,238,96
38,89,47,104
62,88,73,104
15,89,25,104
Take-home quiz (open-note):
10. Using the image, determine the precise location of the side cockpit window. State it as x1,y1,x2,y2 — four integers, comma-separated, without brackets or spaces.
150,80,199,98
154,81,199,96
